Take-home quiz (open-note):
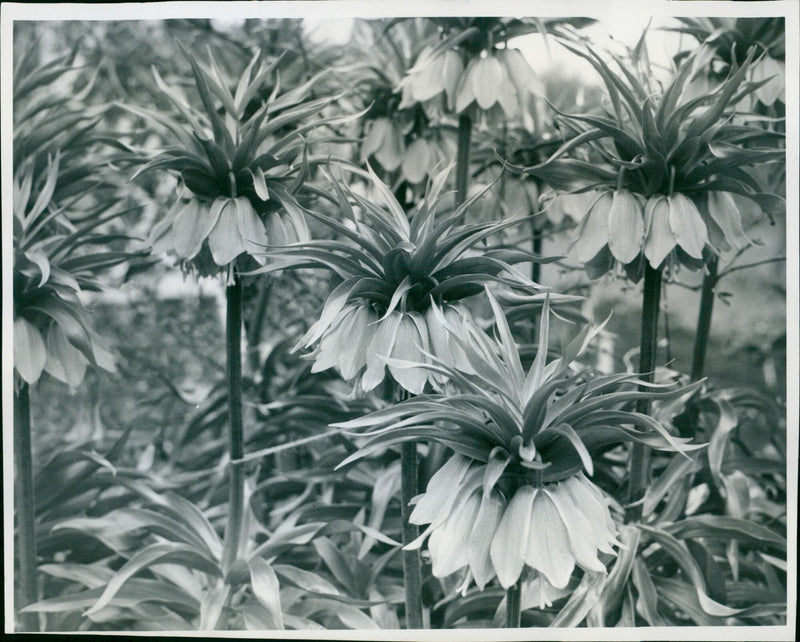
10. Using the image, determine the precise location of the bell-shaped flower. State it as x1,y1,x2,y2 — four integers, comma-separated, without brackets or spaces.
643,195,675,269
397,46,464,110
607,190,645,264
749,54,784,106
362,118,405,171
456,54,516,118
14,317,47,385
491,474,619,589
206,196,270,266
401,138,437,185
699,191,752,252
43,323,89,387
131,47,346,274
667,193,708,260
570,191,613,264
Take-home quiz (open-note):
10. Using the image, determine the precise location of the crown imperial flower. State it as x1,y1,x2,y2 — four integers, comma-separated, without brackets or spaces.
335,293,702,591
267,165,550,394
522,40,784,278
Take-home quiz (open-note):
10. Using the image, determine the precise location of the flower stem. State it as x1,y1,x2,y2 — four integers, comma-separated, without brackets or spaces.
531,227,542,284
14,381,39,632
627,264,662,522
505,581,522,628
222,276,245,571
691,255,718,383
400,440,424,628
455,113,472,208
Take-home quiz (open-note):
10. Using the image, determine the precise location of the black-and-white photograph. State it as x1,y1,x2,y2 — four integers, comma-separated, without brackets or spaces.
3,1,796,638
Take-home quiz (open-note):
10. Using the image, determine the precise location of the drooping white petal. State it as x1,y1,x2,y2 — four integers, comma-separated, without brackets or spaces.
668,193,707,259
409,454,473,527
337,305,377,381
455,59,478,113
425,303,454,368
706,191,751,250
429,492,481,578
411,50,446,103
312,305,358,374
402,139,433,185
172,198,219,259
545,485,606,574
207,197,245,265
561,475,619,554
236,197,271,261
388,313,428,395
14,317,47,384
441,49,465,110
525,489,575,589
751,55,784,106
497,48,542,98
581,473,619,536
607,190,644,264
296,277,359,351
571,192,613,263
490,485,536,589
643,195,675,268
468,491,505,589
44,323,88,387
495,75,519,119
362,118,388,160
471,56,504,111
265,212,291,247
362,311,402,392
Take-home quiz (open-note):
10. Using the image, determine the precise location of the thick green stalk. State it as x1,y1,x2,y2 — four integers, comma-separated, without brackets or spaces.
248,278,272,390
691,255,718,383
505,581,522,628
455,113,472,208
400,440,423,628
14,382,39,631
222,277,245,570
627,265,662,522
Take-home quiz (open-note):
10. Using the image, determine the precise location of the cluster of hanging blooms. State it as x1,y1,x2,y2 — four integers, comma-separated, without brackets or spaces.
351,19,455,186
670,17,785,109
258,164,561,395
398,45,540,124
570,187,752,275
335,291,702,591
394,18,564,132
517,36,784,279
404,455,619,591
302,299,476,395
361,118,454,185
133,47,348,275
